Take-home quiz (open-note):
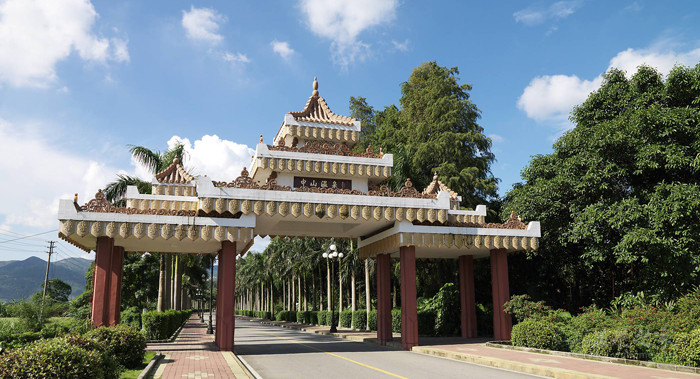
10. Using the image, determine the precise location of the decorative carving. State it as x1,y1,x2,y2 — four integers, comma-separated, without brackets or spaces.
267,141,382,158
81,190,112,212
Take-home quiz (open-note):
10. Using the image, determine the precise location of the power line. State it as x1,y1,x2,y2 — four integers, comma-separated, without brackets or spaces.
0,230,56,244
0,229,51,242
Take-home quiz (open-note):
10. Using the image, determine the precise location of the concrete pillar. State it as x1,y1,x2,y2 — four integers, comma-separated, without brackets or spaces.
458,255,477,338
490,248,512,341
399,246,418,350
376,253,392,345
107,246,124,325
91,236,113,327
215,241,237,351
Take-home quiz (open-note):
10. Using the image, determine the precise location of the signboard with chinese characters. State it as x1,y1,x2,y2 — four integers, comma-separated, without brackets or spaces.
294,176,352,190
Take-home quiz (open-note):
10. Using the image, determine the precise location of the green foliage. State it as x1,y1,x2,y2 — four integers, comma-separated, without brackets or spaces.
317,310,327,325
417,310,436,336
41,278,72,303
580,329,643,360
391,308,401,333
562,306,609,353
352,310,367,330
511,318,566,350
296,311,306,323
352,61,497,207
368,310,377,331
503,64,700,309
673,329,700,367
121,306,142,330
141,309,191,340
0,336,120,379
86,325,146,369
308,311,318,325
339,310,352,328
504,294,552,322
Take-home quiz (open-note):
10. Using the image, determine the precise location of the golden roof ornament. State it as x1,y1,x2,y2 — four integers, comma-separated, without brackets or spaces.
312,76,319,97
74,193,78,203
259,134,263,143
173,157,180,165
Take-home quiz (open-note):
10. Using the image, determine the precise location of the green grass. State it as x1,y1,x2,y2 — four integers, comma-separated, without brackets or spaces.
120,351,156,379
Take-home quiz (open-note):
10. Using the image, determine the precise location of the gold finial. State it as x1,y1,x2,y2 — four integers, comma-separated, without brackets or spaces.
173,157,180,165
74,193,78,203
312,76,319,97
259,134,263,143
433,172,439,181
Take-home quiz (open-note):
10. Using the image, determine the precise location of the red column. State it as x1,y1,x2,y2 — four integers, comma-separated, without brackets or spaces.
400,246,418,350
107,246,125,326
215,241,237,351
91,237,113,327
459,255,478,338
376,253,392,345
490,248,512,341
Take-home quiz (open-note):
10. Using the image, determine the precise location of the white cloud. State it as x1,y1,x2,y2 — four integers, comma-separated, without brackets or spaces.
488,134,504,143
223,51,250,64
0,0,130,87
271,40,294,60
300,0,398,67
391,39,409,52
517,45,700,123
249,236,271,254
518,74,603,121
608,47,700,77
166,135,255,181
0,120,119,228
513,1,581,26
181,6,225,44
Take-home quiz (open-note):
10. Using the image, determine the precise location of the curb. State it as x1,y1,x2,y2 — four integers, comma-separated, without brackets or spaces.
223,351,257,379
485,342,700,375
136,352,163,379
412,346,609,379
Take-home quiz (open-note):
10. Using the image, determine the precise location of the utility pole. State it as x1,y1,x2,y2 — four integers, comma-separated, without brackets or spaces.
39,241,55,324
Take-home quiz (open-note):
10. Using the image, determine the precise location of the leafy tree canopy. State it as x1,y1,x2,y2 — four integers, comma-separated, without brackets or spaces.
351,61,498,208
41,278,72,303
503,64,700,307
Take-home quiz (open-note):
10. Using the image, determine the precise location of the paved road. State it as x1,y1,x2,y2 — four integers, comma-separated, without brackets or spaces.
234,318,539,379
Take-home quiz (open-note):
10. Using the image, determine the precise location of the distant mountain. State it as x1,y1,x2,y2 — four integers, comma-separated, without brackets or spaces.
0,256,93,303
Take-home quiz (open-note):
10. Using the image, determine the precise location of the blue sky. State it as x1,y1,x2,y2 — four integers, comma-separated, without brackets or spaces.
1,0,699,262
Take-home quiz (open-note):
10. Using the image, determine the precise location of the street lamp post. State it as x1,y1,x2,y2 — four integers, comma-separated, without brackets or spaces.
207,257,214,334
323,243,343,333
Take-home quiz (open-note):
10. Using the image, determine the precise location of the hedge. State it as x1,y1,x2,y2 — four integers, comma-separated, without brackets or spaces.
339,310,352,328
235,310,272,320
318,310,327,326
368,310,377,331
391,308,401,333
511,318,566,350
0,336,120,379
85,324,146,369
580,329,642,360
674,329,700,366
142,309,191,340
352,310,367,330
308,311,319,325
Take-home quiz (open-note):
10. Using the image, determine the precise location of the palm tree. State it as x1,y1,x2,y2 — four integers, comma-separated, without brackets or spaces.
103,143,185,312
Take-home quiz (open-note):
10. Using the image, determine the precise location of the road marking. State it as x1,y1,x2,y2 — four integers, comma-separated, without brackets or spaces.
253,326,408,379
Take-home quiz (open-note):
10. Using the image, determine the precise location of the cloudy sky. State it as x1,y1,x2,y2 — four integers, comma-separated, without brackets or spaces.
1,0,699,262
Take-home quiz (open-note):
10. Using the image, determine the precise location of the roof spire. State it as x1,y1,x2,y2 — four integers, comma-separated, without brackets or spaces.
312,76,319,97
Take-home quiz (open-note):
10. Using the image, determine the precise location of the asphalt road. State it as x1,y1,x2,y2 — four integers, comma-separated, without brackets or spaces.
234,318,540,379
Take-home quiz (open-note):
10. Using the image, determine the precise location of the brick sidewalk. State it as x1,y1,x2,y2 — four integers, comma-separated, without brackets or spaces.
147,315,238,379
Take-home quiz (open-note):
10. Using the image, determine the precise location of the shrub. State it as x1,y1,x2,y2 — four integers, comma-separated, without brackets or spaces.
0,336,120,379
580,329,643,360
308,311,318,325
340,310,352,328
674,329,700,367
391,308,401,333
317,311,327,325
504,294,552,323
86,325,146,369
434,283,461,335
297,311,306,323
142,309,191,340
675,289,700,332
121,306,142,330
562,306,608,353
368,310,377,331
511,318,566,350
352,310,367,330
417,310,436,336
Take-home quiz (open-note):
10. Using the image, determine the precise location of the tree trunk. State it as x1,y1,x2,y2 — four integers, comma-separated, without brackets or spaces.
365,259,371,329
312,273,317,311
157,254,166,312
291,275,296,312
351,271,356,312
339,265,343,312
173,256,182,310
298,275,302,311
392,283,397,308
282,280,286,311
164,254,172,310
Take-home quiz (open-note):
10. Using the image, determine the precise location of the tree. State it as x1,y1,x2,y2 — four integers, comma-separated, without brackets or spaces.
351,62,498,207
502,64,700,309
41,278,72,303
